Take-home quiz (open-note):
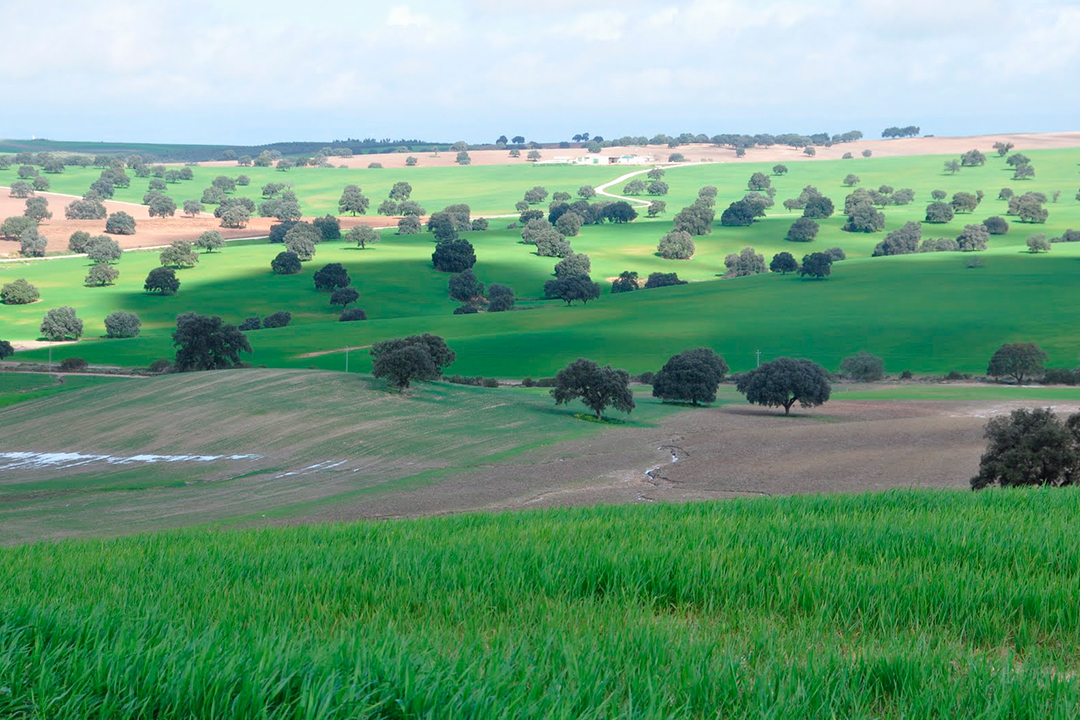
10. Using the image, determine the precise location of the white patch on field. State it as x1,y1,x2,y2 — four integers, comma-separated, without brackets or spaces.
0,451,259,470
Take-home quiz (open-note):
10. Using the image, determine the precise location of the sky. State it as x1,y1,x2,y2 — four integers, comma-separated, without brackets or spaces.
1,0,1077,146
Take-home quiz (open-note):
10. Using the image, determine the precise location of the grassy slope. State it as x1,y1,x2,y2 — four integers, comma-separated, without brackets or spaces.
2,489,1079,718
3,148,1080,375
0,163,621,217
0,369,682,543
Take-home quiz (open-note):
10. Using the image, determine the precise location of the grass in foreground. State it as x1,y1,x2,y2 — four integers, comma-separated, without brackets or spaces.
1,489,1078,718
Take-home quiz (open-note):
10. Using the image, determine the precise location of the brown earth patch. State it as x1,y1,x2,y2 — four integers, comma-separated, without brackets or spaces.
0,190,401,256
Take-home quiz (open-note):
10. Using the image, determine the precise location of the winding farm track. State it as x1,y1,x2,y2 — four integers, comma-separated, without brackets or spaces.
594,162,720,206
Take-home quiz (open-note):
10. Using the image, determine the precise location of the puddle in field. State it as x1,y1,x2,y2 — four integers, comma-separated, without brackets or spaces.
0,451,260,470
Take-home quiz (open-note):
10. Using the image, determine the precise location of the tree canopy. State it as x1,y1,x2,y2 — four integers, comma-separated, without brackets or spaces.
987,343,1046,384
735,358,831,415
551,358,635,419
371,334,456,390
971,408,1080,489
172,312,251,371
652,348,729,405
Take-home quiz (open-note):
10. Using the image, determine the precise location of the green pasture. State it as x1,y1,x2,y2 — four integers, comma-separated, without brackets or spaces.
2,489,1080,718
0,372,124,409
0,162,622,216
7,244,1080,376
2,147,1080,375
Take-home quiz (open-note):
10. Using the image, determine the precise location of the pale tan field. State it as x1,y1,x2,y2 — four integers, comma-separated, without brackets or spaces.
193,131,1080,169
0,191,398,256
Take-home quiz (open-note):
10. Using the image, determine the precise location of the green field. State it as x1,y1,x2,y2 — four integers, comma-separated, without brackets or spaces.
2,489,1078,718
0,162,621,217
3,148,1080,376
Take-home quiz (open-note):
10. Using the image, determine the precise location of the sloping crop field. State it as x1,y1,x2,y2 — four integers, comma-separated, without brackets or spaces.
1,489,1078,718
0,369,686,543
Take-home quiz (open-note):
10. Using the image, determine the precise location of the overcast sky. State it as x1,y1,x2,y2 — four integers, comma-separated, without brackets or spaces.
2,0,1077,145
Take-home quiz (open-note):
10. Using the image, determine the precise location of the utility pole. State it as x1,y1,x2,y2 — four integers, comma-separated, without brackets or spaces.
755,349,761,368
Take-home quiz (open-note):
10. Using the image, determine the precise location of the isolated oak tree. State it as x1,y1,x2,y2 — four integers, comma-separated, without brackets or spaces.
338,185,370,215
86,236,122,264
544,274,601,305
330,286,360,309
104,311,141,338
987,343,1046,384
652,348,729,405
348,225,379,249
657,230,695,259
105,211,136,235
172,312,251,371
448,268,484,302
770,252,798,274
40,306,84,340
313,263,351,291
786,217,819,242
370,334,456,390
160,241,199,269
735,357,831,415
798,252,833,279
487,283,515,312
270,251,302,275
85,263,119,287
551,358,635,420
432,238,476,272
144,267,180,295
195,230,225,253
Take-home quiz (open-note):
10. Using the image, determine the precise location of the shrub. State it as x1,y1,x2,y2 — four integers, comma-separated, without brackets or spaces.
644,272,686,289
59,357,88,372
724,247,766,277
1,278,39,305
148,359,172,373
611,271,639,293
262,311,292,329
839,351,885,381
340,308,367,322
104,311,141,338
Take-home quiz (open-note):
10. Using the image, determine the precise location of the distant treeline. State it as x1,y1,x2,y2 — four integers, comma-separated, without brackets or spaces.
0,138,442,163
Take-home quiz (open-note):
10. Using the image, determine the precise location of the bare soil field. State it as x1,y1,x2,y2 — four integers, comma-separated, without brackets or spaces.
193,131,1080,169
2,369,1077,543
316,395,1080,521
0,190,398,256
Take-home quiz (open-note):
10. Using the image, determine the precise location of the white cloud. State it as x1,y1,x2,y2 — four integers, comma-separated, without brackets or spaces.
386,5,434,27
